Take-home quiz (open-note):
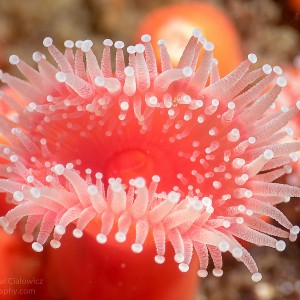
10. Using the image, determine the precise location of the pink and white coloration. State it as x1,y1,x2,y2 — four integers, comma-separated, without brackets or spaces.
275,58,300,186
0,29,299,283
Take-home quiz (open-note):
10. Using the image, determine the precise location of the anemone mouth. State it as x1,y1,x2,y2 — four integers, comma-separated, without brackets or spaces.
0,31,300,282
105,149,155,185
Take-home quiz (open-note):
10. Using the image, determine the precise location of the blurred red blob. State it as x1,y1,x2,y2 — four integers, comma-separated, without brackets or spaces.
288,0,300,13
43,224,199,300
0,195,44,300
135,2,244,77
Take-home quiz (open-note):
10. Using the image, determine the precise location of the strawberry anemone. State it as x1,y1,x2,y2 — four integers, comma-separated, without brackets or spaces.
275,61,300,186
0,29,299,286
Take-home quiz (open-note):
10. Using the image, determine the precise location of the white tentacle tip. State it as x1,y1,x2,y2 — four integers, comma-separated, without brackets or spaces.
192,199,204,211
236,217,244,224
94,76,105,87
103,39,113,47
75,40,83,49
179,263,189,272
124,66,135,76
167,191,180,203
120,101,129,111
174,253,185,263
154,255,165,264
73,228,83,238
114,41,125,49
147,96,158,107
289,234,297,242
273,66,282,75
199,36,207,44
115,232,126,243
277,76,287,88
212,58,218,65
284,164,293,174
9,55,20,65
212,268,223,277
251,272,262,282
290,225,300,235
134,177,146,189
87,185,98,196
223,220,231,228
32,51,44,62
81,40,93,53
192,28,202,38
157,39,166,46
53,164,65,175
66,162,74,169
30,188,40,199
248,53,257,64
32,242,43,252
96,233,107,244
131,243,143,253
296,101,300,110
206,206,214,213
285,127,294,136
202,196,212,207
22,233,34,243
135,43,145,54
110,180,123,193
152,175,160,183
10,154,18,163
43,37,53,47
232,247,243,259
289,226,299,241
55,224,66,236
218,241,230,252
197,269,208,278
95,172,103,179
55,72,67,83
182,66,193,78
262,64,272,75
64,40,74,48
248,136,256,144
204,41,214,51
50,239,61,249
127,45,136,54
13,191,24,202
263,149,274,160
275,240,286,252
141,34,151,43
245,190,253,198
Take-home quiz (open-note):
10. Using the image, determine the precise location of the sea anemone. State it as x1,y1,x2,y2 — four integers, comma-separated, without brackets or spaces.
0,29,299,284
273,58,300,186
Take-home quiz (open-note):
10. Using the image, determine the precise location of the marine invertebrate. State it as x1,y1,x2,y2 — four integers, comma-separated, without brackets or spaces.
135,2,243,76
0,30,299,286
275,59,300,186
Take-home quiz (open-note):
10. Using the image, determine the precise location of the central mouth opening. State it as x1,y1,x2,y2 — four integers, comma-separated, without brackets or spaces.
34,108,182,194
105,149,154,186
